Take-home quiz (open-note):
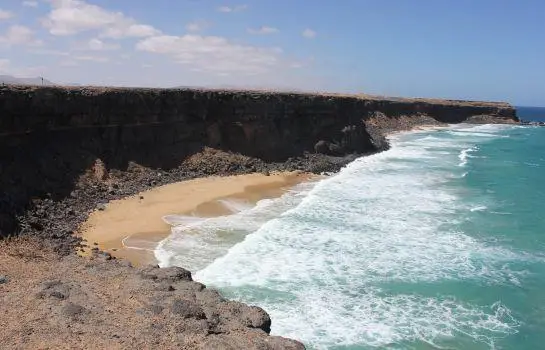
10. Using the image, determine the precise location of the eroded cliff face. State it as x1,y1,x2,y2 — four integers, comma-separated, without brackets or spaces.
0,85,517,237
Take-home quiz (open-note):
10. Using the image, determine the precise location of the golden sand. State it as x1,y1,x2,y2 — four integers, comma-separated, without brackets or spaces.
78,171,315,266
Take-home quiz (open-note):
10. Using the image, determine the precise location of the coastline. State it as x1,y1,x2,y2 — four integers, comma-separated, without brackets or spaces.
0,85,519,349
78,171,316,266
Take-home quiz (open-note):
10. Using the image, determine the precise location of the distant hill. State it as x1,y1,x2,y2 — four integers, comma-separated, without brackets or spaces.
0,75,55,86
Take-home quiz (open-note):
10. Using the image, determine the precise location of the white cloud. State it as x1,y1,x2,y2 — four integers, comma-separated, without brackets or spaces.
136,34,287,75
85,38,120,51
0,9,15,20
186,20,210,33
0,1,315,89
247,26,279,35
74,55,109,63
217,5,247,13
22,1,39,8
42,0,160,38
28,48,70,56
302,28,316,39
0,25,42,46
101,24,159,39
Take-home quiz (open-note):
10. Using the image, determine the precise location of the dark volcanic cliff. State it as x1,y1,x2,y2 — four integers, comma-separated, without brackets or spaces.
0,85,517,238
0,85,518,349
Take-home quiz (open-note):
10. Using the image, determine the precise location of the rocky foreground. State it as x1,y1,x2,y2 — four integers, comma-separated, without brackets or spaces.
2,149,353,349
0,236,304,349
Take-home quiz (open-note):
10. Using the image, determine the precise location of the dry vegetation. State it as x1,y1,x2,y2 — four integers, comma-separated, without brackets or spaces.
0,236,303,350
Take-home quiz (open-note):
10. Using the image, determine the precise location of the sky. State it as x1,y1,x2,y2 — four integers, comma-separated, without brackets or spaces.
0,0,544,106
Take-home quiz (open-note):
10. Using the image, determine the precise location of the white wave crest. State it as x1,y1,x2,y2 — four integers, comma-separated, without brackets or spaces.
159,124,528,348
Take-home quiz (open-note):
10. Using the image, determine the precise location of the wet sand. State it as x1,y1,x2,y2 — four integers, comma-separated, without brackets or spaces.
78,171,316,266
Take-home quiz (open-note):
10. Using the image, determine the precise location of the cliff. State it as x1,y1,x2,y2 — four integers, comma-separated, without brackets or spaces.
0,85,517,238
0,85,517,349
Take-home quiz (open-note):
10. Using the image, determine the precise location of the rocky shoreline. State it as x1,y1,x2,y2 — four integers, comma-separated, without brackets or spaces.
17,149,360,256
0,236,306,349
2,149,360,349
13,113,515,258
0,86,518,349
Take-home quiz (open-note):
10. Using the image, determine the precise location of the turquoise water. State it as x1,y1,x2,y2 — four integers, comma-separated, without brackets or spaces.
159,123,545,349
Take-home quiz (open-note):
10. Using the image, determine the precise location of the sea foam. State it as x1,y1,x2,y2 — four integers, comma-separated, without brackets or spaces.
155,182,316,271
191,124,526,348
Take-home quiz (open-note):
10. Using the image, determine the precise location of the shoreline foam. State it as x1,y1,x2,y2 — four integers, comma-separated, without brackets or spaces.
78,171,316,266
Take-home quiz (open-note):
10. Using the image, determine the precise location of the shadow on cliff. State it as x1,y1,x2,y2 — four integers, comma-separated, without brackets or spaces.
0,125,206,237
0,121,378,238
0,86,517,238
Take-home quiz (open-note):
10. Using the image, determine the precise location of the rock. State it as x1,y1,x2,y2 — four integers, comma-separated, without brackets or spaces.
96,203,106,211
200,334,306,350
196,289,225,305
243,306,272,333
36,280,71,299
199,337,239,350
174,318,210,335
170,299,206,319
117,260,132,268
62,302,86,318
328,142,343,155
139,266,192,282
265,336,307,350
93,159,108,181
49,291,67,299
148,304,164,315
28,219,44,231
314,140,330,154
156,283,175,292
0,275,8,284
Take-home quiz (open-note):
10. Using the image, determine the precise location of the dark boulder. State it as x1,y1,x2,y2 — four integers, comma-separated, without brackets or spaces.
62,302,87,319
314,140,330,154
139,266,193,282
171,299,206,319
243,305,272,333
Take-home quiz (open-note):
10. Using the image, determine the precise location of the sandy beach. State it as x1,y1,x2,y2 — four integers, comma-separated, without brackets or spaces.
78,171,315,266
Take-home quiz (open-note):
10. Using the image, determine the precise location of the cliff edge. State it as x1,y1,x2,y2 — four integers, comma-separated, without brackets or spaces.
0,85,517,349
0,85,517,239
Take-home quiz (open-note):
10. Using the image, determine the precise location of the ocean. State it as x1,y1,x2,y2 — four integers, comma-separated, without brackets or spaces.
517,106,545,122
157,108,545,349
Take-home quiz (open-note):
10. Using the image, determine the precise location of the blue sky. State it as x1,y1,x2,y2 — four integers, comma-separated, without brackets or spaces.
0,0,544,105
